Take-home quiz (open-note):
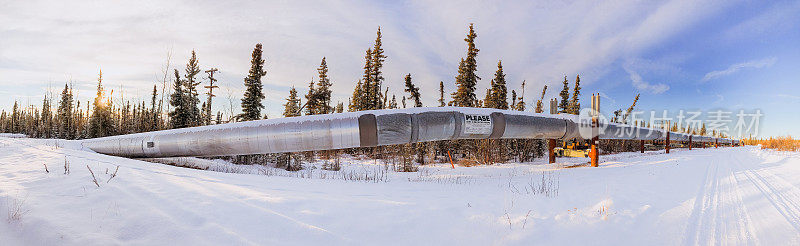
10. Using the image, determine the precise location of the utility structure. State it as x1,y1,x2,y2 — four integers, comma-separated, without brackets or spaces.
81,107,737,159
204,68,219,125
548,99,558,163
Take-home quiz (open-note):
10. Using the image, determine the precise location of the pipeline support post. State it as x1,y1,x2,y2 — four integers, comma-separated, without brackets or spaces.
640,140,645,153
548,139,556,164
590,93,600,167
715,139,718,148
666,131,671,154
689,135,693,150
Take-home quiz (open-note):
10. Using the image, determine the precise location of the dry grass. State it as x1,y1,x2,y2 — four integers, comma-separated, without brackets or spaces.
745,136,800,152
6,195,30,223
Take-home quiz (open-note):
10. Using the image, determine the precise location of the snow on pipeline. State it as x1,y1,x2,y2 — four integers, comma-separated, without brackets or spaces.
1,136,799,245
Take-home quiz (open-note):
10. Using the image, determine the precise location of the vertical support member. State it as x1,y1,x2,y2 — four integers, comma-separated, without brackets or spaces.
590,93,600,167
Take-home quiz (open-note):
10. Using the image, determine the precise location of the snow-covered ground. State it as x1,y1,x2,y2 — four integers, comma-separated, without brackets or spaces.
1,136,799,245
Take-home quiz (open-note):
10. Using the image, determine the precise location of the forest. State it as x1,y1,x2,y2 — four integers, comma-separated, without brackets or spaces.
0,24,715,171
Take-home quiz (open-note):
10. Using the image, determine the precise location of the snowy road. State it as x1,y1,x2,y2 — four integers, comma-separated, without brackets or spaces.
1,137,799,245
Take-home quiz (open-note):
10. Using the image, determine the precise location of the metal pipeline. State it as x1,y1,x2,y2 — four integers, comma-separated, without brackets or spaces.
81,107,736,158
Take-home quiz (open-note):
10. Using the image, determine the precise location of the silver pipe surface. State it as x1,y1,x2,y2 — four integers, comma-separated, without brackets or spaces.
81,107,736,158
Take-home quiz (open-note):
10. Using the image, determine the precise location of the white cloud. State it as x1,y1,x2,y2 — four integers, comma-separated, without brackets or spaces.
0,0,734,115
623,65,670,94
701,57,777,82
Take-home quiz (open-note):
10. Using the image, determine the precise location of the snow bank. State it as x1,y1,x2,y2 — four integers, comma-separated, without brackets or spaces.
1,136,799,245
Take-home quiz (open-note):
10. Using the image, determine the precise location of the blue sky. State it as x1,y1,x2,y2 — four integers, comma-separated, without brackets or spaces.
0,0,797,138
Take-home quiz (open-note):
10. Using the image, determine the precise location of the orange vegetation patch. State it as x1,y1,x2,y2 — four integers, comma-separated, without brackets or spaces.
745,136,800,152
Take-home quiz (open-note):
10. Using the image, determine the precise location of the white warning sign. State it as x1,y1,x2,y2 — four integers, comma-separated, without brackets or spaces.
464,114,493,134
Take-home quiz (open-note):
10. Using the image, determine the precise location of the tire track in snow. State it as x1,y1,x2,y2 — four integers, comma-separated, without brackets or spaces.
683,152,758,246
683,159,718,245
733,154,800,234
726,164,760,245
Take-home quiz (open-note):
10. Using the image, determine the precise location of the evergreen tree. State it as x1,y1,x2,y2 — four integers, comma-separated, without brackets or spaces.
57,84,74,139
304,80,317,115
452,24,480,107
438,81,445,107
283,87,301,117
314,57,333,114
89,70,114,138
511,90,517,110
558,76,570,113
169,69,187,128
389,95,398,109
360,48,373,110
700,123,707,136
184,50,202,126
486,60,508,109
569,74,581,114
239,44,267,121
150,85,158,130
335,102,344,113
349,80,364,112
41,95,52,138
403,73,422,107
11,101,19,133
370,27,387,110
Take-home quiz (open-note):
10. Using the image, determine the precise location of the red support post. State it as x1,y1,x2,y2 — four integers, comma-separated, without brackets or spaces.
689,135,693,150
640,140,645,153
590,137,599,167
715,139,718,148
666,132,671,154
548,139,556,164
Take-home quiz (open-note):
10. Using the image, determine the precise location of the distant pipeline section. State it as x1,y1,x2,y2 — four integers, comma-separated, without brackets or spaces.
81,107,736,158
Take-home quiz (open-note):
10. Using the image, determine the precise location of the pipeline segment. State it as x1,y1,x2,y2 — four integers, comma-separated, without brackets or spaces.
81,107,736,158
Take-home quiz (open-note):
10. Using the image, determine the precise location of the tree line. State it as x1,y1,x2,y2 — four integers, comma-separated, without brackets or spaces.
1,23,602,169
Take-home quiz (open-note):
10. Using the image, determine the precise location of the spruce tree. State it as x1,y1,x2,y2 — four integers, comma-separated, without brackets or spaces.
314,57,333,114
486,60,508,109
403,73,422,107
283,87,301,117
150,85,158,130
511,90,517,110
370,27,387,110
558,76,570,113
239,43,267,121
41,95,52,138
11,101,19,133
349,80,364,112
438,81,445,107
360,48,373,110
57,84,74,139
335,102,344,113
169,69,190,128
304,80,317,115
452,24,480,107
389,95,398,109
184,50,202,126
89,70,114,137
569,74,581,114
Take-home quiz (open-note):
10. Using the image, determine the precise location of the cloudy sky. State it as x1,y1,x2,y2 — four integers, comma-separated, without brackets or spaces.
1,0,798,137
